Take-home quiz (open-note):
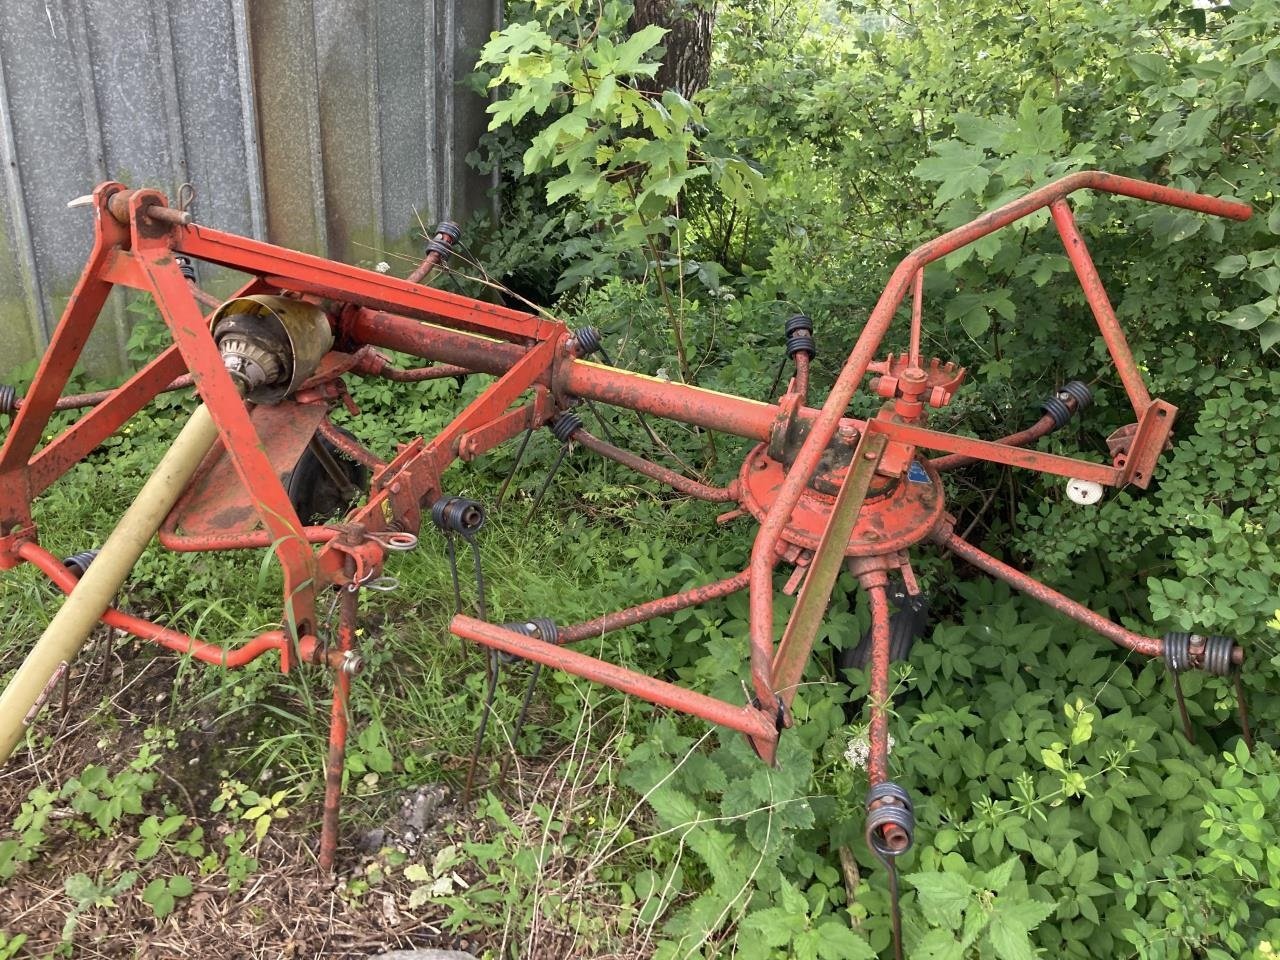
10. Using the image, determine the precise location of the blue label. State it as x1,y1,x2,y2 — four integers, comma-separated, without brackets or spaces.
907,462,929,484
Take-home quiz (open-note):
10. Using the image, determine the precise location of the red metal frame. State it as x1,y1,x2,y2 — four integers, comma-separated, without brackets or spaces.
0,172,1251,867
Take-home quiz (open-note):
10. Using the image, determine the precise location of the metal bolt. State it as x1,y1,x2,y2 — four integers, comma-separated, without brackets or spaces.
341,651,364,676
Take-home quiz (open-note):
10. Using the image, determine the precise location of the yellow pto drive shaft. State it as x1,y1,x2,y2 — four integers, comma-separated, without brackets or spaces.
0,402,221,762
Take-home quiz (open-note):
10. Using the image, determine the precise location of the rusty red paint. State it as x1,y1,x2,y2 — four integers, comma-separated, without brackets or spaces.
745,171,1249,715
558,570,751,644
316,418,386,470
564,360,780,442
867,418,1118,485
10,373,195,414
320,560,358,872
1050,199,1151,416
908,268,924,368
343,306,530,375
458,393,553,463
27,348,190,498
865,581,893,787
172,401,327,539
572,429,738,502
792,352,811,403
451,614,780,748
19,541,289,668
1,173,1253,872
1112,399,1178,489
737,443,944,559
773,433,887,715
936,522,1162,658
178,225,551,343
929,414,1057,472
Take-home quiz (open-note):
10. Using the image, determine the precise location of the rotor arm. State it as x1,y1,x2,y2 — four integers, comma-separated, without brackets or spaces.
748,173,1250,716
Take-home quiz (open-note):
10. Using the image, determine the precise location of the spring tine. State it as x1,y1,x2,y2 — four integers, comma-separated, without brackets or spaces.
445,533,463,616
464,651,501,806
498,663,542,781
592,342,696,474
886,859,904,960
527,444,569,523
1170,668,1194,744
1234,672,1255,753
467,535,487,621
766,353,789,399
584,399,618,445
512,663,541,747
496,426,534,508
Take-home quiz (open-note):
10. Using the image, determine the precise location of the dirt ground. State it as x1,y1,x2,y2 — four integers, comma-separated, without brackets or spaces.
0,633,495,960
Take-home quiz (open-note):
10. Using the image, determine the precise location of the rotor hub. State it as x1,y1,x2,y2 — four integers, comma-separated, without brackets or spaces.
736,443,945,558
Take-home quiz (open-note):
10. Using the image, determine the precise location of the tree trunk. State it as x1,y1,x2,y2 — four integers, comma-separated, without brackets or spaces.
630,0,716,100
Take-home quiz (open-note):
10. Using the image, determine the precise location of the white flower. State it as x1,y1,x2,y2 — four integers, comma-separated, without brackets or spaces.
375,261,391,274
844,733,895,771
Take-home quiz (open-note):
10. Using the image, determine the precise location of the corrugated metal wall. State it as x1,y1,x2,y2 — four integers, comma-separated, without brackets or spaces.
0,0,497,379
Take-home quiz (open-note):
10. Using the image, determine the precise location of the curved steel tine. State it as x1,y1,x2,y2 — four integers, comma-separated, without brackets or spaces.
368,530,418,551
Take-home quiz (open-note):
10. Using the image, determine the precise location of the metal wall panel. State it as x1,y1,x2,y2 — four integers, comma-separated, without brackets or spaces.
0,0,496,379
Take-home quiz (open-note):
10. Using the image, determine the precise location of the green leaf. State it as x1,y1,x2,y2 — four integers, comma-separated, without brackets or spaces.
812,920,876,959
914,141,992,205
545,169,602,204
1218,302,1269,331
1215,254,1247,276
983,857,1018,892
742,906,804,946
64,873,97,903
986,899,1056,960
914,928,967,960
906,871,973,929
612,24,667,77
1265,59,1280,97
1259,318,1280,352
1071,849,1099,885
404,863,431,883
1151,820,1185,858
1040,748,1065,773
1129,52,1167,82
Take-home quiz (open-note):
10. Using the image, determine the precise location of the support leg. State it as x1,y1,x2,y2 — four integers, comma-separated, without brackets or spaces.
862,580,912,960
319,580,357,872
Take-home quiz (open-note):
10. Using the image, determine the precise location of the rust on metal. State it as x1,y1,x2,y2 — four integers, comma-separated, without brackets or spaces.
0,172,1254,874
557,570,751,644
772,432,888,714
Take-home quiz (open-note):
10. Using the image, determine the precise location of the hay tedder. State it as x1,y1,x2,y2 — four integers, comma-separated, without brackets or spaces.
0,174,1256,929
